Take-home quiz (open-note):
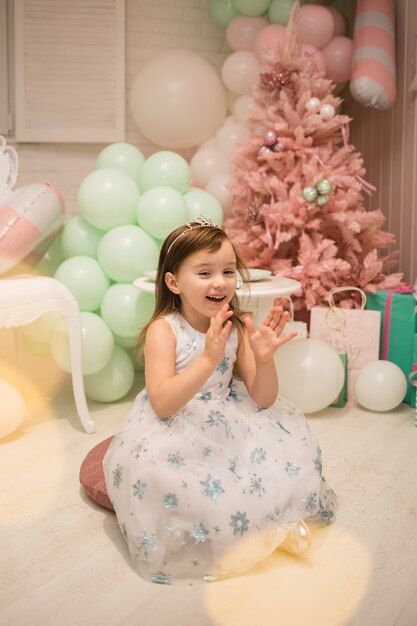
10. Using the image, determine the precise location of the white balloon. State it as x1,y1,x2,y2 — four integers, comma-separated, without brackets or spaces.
275,338,345,413
226,90,239,113
233,95,255,126
205,173,235,216
224,115,237,126
0,379,26,439
197,138,216,152
215,121,250,155
354,361,407,412
190,148,233,186
221,51,260,95
129,49,227,149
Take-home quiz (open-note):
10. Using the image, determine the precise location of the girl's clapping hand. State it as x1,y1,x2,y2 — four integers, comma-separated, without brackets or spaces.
244,306,297,362
204,304,234,366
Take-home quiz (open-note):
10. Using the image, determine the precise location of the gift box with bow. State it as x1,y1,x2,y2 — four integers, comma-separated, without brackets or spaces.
366,284,417,405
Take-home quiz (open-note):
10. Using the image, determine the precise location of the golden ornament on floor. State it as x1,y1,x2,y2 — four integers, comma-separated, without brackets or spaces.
279,520,311,555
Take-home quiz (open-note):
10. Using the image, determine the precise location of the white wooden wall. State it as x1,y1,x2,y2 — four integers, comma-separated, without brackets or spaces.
14,0,125,143
8,0,229,215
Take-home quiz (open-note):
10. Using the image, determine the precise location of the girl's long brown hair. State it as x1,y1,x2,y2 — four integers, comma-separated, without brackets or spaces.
136,223,249,348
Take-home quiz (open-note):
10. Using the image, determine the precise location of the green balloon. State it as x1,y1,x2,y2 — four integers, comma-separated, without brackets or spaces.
55,256,110,312
36,232,64,275
268,0,296,25
113,333,136,349
97,225,159,282
232,0,271,17
112,334,144,372
184,189,223,225
209,0,238,26
46,232,64,264
101,284,155,338
51,311,114,375
60,216,102,260
84,346,135,402
136,186,188,240
96,143,145,187
78,168,140,231
35,255,61,277
139,151,191,193
126,343,145,372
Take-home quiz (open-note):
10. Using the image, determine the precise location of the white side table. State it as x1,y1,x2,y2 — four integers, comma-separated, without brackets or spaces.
133,275,302,328
0,275,95,434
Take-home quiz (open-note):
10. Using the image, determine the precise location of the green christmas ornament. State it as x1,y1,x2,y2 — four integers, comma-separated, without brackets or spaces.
316,179,333,195
302,186,318,202
316,193,330,207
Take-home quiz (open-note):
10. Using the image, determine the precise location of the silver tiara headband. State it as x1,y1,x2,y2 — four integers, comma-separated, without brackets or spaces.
166,215,222,254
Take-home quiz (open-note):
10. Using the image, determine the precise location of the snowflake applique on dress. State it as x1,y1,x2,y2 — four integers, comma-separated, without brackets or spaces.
229,511,250,535
200,474,225,502
132,479,148,500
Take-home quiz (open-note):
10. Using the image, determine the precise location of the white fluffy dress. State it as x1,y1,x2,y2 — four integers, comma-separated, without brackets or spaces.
103,312,337,585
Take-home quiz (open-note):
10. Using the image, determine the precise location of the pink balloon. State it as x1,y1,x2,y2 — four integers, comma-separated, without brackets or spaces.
300,45,326,74
328,7,346,37
296,5,335,49
189,179,204,189
253,24,287,64
322,36,353,83
226,16,268,52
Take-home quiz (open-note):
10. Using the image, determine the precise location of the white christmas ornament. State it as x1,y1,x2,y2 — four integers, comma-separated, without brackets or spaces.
320,103,336,120
305,97,321,113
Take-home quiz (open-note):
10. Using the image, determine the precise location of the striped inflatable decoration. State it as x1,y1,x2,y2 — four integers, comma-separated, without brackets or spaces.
0,182,65,274
349,0,396,110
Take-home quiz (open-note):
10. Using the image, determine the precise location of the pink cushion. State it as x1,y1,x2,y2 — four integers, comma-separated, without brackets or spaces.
79,436,114,511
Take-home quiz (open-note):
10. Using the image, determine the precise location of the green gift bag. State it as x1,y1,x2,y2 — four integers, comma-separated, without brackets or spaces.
408,334,417,420
330,354,348,408
366,286,417,405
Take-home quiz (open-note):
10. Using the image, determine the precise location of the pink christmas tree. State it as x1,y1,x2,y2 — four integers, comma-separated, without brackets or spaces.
223,24,402,311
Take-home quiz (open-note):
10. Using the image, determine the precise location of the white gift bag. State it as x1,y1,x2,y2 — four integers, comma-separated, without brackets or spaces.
277,296,308,340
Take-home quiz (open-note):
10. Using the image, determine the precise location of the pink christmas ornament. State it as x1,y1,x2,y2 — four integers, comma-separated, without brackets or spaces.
272,141,285,152
264,129,278,145
258,146,271,158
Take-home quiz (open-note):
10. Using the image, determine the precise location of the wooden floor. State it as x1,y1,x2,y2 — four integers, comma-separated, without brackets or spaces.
1,338,417,626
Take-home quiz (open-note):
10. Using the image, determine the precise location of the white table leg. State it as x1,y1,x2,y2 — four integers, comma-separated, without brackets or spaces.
61,303,96,434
